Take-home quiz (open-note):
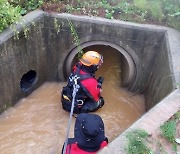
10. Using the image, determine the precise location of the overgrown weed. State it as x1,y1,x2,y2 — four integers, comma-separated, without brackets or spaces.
1,0,180,33
160,110,180,152
126,129,152,154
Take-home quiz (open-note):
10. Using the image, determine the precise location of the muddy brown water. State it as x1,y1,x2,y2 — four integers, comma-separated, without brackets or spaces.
0,50,145,154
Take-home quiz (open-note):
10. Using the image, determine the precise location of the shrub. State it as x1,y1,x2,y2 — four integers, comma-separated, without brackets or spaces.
10,0,44,15
0,0,21,33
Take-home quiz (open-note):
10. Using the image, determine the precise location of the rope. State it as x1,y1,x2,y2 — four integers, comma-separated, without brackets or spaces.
63,76,80,154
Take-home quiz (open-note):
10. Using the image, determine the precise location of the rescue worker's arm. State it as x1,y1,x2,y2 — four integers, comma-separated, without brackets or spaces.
81,78,101,102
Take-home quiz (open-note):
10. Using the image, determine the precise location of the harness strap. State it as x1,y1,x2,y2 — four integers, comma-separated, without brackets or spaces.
73,63,92,81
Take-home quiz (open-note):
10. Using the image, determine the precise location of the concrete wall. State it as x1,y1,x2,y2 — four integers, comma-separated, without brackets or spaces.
0,10,179,114
144,36,174,109
44,13,175,110
46,14,167,93
0,11,51,112
100,89,180,154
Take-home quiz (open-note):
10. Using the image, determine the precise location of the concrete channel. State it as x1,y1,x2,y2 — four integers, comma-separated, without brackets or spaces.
0,10,180,152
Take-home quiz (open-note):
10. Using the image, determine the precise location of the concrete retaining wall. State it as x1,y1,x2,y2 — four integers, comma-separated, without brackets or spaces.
99,89,180,153
144,36,174,109
0,11,45,112
0,10,179,114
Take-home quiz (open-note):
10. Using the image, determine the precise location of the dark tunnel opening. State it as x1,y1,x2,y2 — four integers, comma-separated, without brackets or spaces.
63,44,135,89
20,70,37,92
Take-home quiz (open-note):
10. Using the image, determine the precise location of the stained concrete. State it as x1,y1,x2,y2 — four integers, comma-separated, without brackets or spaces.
99,89,180,154
0,10,180,148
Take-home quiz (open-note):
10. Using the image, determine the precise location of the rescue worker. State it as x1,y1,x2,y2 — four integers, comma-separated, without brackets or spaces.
61,51,104,114
62,113,108,154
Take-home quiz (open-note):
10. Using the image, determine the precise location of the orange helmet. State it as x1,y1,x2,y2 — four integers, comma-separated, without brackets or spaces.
80,51,103,67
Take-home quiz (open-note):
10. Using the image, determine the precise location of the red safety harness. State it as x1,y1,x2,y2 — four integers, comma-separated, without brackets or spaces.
72,64,100,102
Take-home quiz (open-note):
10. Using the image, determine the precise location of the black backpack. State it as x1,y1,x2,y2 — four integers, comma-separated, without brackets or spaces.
61,67,92,114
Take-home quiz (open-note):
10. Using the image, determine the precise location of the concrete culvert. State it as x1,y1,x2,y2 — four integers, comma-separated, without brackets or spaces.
63,41,136,88
0,10,180,153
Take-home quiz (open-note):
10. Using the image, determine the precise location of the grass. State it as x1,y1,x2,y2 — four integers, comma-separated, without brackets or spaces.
160,120,176,143
125,129,152,154
160,111,180,152
134,0,164,21
1,0,179,33
125,111,180,154
174,111,180,120
41,0,180,30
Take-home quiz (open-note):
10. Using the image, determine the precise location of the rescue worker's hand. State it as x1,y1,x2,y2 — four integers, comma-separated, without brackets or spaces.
97,77,104,88
98,97,104,108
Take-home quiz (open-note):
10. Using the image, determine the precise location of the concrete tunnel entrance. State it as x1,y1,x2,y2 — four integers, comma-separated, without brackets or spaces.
63,41,136,88
62,41,146,144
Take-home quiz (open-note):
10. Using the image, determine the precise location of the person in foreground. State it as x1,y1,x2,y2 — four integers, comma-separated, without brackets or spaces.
61,51,105,114
62,113,108,154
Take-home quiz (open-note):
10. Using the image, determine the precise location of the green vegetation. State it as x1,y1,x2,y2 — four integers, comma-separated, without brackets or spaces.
0,0,43,33
0,0,21,33
160,111,180,152
67,19,84,58
126,129,152,154
42,0,180,30
160,120,177,151
10,0,43,15
161,120,176,143
0,0,179,33
125,111,180,154
174,111,180,120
